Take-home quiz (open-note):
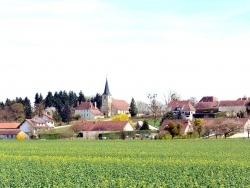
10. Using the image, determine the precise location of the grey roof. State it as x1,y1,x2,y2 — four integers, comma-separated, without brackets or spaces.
103,78,112,96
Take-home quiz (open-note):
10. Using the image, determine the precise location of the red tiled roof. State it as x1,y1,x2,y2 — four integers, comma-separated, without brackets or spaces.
167,100,195,111
195,101,219,109
78,121,130,131
0,129,21,135
43,113,53,120
75,102,94,110
202,118,248,127
24,119,50,128
112,99,129,111
219,100,247,107
199,96,218,102
160,119,189,133
0,123,20,129
90,109,104,116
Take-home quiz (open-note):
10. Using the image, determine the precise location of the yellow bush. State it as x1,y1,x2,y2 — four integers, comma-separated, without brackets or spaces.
17,132,26,140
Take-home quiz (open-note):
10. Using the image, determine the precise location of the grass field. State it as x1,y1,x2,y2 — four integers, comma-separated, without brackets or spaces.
1,139,250,187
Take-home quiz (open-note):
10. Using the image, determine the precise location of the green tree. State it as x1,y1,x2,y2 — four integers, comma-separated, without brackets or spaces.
165,121,182,139
45,91,54,108
193,118,203,138
60,104,72,123
11,103,25,122
160,111,177,125
35,93,43,104
140,120,149,130
24,97,32,119
129,98,138,117
78,91,86,104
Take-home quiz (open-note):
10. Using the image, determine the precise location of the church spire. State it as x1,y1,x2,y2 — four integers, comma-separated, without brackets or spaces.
103,78,111,96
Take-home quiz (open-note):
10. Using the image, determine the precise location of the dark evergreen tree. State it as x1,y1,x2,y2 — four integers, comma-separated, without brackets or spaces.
140,120,149,130
0,102,4,109
129,98,138,117
35,93,43,104
60,103,72,123
78,90,86,104
24,97,32,119
68,91,78,107
160,111,177,125
5,98,14,106
94,93,102,109
45,91,54,108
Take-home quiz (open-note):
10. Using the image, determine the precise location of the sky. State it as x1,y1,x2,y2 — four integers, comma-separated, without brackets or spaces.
1,0,250,104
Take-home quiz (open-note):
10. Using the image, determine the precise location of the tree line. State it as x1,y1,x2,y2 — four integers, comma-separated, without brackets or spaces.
0,90,102,123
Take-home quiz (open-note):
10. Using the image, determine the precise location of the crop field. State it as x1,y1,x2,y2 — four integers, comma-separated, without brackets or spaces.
0,139,250,187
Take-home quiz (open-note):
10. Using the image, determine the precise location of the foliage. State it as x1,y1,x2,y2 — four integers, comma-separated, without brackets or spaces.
140,120,149,130
193,118,203,138
164,121,182,139
10,103,25,122
60,104,72,123
160,111,177,125
129,98,138,117
74,114,81,120
23,97,32,119
16,132,26,140
78,90,86,103
90,93,102,109
112,114,130,121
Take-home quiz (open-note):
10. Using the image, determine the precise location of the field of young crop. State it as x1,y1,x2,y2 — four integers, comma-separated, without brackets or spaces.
0,139,250,187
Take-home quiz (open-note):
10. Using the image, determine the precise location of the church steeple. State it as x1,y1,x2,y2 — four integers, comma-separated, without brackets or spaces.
103,78,111,96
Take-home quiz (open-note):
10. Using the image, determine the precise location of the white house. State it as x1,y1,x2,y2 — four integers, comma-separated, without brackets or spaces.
75,102,104,120
0,123,23,139
19,117,54,138
218,100,248,116
166,100,196,120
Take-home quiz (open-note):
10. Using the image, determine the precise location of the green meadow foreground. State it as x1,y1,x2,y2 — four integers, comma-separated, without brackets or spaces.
1,139,250,187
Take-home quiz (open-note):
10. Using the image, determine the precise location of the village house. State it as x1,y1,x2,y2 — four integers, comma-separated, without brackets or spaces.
75,121,134,139
0,123,23,139
75,101,104,120
218,100,248,117
166,100,195,120
194,96,219,118
101,78,129,117
19,115,55,138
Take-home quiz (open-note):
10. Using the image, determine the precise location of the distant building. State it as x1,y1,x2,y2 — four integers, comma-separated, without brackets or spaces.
194,96,219,118
101,78,129,117
166,100,195,120
75,102,104,120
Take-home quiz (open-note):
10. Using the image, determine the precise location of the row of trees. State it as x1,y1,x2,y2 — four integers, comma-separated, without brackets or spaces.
0,90,102,123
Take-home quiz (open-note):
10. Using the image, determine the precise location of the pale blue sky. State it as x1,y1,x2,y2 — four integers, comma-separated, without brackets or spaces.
1,0,250,104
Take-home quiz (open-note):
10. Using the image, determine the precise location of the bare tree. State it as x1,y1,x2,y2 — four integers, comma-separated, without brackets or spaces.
136,100,149,115
218,119,242,138
147,94,164,126
245,121,250,138
163,90,181,105
188,96,198,107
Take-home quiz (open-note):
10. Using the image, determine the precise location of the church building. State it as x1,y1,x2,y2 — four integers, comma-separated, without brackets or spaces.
101,78,130,117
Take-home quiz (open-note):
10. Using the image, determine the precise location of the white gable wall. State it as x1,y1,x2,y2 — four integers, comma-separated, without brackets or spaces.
123,123,134,131
19,121,35,135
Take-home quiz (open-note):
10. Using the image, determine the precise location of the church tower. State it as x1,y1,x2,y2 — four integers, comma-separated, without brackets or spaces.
101,78,112,117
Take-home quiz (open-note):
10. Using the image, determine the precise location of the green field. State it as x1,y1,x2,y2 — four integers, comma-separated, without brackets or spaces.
1,139,250,187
